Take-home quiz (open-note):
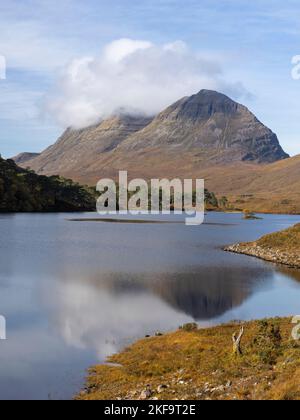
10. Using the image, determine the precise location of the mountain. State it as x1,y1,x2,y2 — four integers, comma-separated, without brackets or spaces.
18,90,288,181
14,89,298,213
116,90,288,164
0,156,96,212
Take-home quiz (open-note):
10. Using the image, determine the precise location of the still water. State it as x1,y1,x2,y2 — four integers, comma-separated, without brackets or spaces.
0,212,300,400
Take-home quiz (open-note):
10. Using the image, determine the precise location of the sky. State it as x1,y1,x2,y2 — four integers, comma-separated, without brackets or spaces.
0,0,300,158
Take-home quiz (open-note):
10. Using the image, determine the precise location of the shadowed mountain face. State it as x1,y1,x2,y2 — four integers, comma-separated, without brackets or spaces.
17,90,288,184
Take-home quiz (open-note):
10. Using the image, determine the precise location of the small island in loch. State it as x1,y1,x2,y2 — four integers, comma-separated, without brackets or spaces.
77,317,300,401
225,224,300,269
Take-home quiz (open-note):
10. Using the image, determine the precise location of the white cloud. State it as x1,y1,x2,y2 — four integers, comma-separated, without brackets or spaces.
46,38,249,129
104,38,153,63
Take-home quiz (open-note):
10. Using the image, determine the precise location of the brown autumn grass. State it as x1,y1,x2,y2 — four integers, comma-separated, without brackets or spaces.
77,317,300,401
24,146,300,215
225,224,300,269
256,224,300,252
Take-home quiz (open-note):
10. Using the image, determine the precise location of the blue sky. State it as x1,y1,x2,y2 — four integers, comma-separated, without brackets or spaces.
0,0,300,157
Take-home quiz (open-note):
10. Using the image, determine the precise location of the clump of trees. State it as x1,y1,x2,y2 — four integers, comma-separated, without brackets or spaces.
204,189,219,208
0,156,96,212
111,184,222,211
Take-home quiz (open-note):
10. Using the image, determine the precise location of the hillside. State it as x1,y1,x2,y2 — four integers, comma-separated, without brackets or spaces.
22,156,300,215
0,156,96,212
77,317,300,401
226,224,300,269
19,114,153,179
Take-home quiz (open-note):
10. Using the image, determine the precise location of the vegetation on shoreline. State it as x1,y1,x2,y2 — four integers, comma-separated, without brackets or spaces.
0,156,97,212
77,317,300,401
226,224,300,269
0,153,227,214
256,224,300,252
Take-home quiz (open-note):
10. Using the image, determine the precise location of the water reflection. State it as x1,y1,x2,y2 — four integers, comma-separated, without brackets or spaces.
44,265,272,360
279,267,300,283
1,212,300,399
91,267,273,319
44,276,191,360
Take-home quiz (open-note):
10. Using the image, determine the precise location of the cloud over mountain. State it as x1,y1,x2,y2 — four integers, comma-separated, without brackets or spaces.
46,38,250,128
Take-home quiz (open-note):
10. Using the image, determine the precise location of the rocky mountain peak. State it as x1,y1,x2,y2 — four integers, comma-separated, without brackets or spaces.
159,90,240,122
15,90,289,183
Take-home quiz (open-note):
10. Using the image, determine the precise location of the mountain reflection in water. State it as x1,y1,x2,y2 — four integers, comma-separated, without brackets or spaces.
64,267,272,320
42,265,272,362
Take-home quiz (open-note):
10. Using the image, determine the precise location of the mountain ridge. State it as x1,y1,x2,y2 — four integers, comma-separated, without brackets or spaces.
17,114,153,177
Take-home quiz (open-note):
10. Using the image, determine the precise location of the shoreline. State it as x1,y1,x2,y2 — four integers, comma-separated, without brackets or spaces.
224,223,300,270
224,243,300,270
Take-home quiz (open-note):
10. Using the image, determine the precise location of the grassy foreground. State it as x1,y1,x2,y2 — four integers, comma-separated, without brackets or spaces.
226,224,300,269
77,318,300,401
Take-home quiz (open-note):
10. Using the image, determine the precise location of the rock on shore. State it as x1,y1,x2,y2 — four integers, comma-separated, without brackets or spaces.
225,243,300,269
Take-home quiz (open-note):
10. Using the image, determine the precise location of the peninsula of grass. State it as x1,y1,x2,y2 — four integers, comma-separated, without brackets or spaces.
77,317,300,401
225,224,300,269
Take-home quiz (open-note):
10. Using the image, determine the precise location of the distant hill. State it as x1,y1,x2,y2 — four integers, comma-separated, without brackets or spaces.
196,154,300,214
13,152,40,166
0,156,96,212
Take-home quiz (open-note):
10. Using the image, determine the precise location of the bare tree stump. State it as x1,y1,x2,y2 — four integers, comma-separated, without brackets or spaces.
232,326,244,356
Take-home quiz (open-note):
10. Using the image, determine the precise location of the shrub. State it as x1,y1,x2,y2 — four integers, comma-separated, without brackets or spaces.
179,323,198,332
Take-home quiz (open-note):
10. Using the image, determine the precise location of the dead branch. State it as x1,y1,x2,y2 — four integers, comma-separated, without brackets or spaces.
232,326,244,356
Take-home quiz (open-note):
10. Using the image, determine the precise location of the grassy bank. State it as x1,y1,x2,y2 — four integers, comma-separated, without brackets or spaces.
77,317,300,401
225,224,300,269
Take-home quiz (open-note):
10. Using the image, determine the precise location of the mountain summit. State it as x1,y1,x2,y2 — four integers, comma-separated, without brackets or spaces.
16,90,288,184
117,90,288,164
